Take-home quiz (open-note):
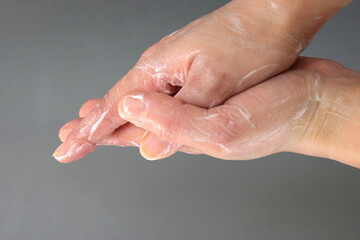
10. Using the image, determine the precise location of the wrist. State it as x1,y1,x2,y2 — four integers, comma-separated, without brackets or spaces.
290,67,360,168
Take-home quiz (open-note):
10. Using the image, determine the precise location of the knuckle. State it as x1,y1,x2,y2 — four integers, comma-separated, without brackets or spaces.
188,56,234,107
298,58,346,76
103,91,111,105
139,43,163,61
192,54,229,81
207,112,239,155
83,99,93,107
313,58,345,70
154,109,179,140
219,115,238,143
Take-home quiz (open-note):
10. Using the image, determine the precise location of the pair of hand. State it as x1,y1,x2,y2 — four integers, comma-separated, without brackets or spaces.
54,0,359,168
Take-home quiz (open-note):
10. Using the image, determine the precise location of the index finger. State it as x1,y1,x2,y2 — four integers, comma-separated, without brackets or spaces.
53,61,184,163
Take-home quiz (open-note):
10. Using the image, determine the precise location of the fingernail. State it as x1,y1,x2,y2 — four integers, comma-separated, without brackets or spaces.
52,141,94,163
58,132,65,142
58,121,77,142
140,133,178,161
52,143,66,161
59,128,70,142
118,95,147,123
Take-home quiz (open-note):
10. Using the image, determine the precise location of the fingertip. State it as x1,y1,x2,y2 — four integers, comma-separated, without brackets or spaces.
58,119,82,142
52,143,67,163
78,109,85,119
117,92,147,122
58,124,69,142
52,141,97,163
139,132,179,161
58,124,71,142
117,95,128,118
52,153,68,164
58,132,65,142
79,99,103,118
139,145,161,161
117,96,128,119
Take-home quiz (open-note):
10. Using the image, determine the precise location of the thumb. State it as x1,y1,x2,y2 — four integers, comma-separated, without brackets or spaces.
139,130,181,160
117,91,231,157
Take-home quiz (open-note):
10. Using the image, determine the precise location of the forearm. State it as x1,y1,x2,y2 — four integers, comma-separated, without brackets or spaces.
230,0,352,19
226,0,352,52
279,0,352,19
274,0,352,43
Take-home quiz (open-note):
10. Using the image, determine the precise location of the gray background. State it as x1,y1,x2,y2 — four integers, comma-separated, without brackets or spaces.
0,0,359,239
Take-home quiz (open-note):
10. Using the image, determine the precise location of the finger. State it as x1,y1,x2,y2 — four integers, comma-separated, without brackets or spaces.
98,123,144,147
60,120,199,156
54,42,203,163
140,54,281,160
59,118,82,142
53,65,182,163
179,146,201,155
118,91,249,158
82,96,189,158
79,98,102,118
100,125,200,155
137,56,237,160
57,98,101,142
138,132,201,159
174,55,237,108
139,131,181,160
78,97,199,159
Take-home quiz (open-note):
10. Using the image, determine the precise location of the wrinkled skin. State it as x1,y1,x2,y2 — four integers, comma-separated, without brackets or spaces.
53,0,347,163
60,57,360,168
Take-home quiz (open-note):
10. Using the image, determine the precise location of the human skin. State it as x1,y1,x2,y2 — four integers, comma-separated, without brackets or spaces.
119,57,360,168
60,57,360,168
53,0,353,163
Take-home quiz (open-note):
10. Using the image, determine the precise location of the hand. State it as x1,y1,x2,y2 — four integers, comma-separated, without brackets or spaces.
115,57,360,168
53,0,350,163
